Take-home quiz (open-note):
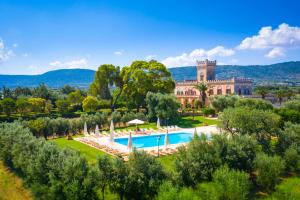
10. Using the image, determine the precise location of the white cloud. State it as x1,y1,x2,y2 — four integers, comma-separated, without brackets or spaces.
0,39,14,63
22,53,29,57
49,58,88,69
114,50,124,56
265,47,285,58
238,23,300,52
145,55,156,61
12,43,18,48
161,46,235,67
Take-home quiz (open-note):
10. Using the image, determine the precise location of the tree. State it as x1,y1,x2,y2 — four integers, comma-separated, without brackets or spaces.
276,122,300,155
175,135,221,186
254,153,285,191
213,134,257,172
235,98,273,111
121,60,175,110
219,107,280,152
28,97,46,113
90,64,123,112
1,98,15,116
55,99,70,114
82,96,99,113
212,166,251,200
157,182,201,200
276,89,285,105
33,83,51,100
2,86,13,98
124,150,167,199
28,118,47,137
194,82,208,108
60,85,76,94
268,177,300,199
284,145,300,172
110,158,127,200
16,98,30,116
67,90,84,106
211,95,239,112
95,155,113,200
146,92,180,122
255,86,269,99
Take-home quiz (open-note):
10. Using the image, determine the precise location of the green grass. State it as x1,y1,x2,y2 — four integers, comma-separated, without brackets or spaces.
0,162,32,200
115,122,157,131
172,115,219,128
52,137,112,163
158,153,177,172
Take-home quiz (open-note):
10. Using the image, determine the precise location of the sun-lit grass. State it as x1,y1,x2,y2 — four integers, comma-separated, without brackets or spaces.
158,153,177,172
0,162,32,200
172,115,219,128
52,137,112,163
115,122,157,131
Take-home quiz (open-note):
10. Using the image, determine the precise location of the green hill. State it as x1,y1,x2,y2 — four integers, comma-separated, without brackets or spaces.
0,61,299,88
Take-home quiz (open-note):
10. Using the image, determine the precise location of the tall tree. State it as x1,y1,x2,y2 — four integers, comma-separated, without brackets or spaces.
256,86,269,99
90,64,124,112
16,98,30,116
122,60,175,110
82,96,99,113
276,89,285,105
194,82,208,108
1,98,15,116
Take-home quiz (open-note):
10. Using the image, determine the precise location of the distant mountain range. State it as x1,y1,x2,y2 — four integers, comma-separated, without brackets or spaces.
0,61,299,88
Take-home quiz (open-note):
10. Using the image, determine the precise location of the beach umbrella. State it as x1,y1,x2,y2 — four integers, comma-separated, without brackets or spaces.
95,125,100,135
128,119,144,125
110,120,114,143
164,129,169,147
84,122,88,135
128,119,145,132
193,128,197,137
157,117,161,129
128,132,133,151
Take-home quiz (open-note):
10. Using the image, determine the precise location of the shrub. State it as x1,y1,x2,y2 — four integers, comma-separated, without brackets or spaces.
0,122,98,199
235,98,273,111
211,95,239,112
212,134,258,172
212,166,251,200
175,135,221,186
202,108,216,116
254,153,285,191
267,177,300,199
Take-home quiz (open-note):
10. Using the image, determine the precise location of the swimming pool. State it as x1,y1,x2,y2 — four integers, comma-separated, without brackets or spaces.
114,132,194,149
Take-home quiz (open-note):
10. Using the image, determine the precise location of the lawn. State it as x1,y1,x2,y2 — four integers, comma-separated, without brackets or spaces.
52,137,113,163
0,162,32,200
115,116,218,131
172,115,219,128
158,153,177,172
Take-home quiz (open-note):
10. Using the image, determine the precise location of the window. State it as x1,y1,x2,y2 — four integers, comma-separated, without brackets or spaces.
208,89,214,96
217,89,222,95
226,89,231,94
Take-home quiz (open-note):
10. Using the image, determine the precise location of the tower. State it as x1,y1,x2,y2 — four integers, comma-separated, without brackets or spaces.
196,59,216,82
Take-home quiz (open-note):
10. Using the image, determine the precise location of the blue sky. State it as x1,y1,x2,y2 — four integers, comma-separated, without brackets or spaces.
0,0,300,74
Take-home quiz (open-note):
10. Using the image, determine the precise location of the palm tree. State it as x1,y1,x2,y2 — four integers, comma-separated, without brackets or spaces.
194,83,208,108
256,86,269,99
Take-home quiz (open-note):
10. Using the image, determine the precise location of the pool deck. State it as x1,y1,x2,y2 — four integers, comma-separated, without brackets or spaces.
75,125,220,160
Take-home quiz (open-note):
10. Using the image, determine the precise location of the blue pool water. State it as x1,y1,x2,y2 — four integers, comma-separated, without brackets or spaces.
114,132,193,148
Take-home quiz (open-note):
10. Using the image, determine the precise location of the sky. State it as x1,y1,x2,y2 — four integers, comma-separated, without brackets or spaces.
0,0,300,75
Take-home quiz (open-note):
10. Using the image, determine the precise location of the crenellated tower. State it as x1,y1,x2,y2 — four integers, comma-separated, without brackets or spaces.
196,59,216,82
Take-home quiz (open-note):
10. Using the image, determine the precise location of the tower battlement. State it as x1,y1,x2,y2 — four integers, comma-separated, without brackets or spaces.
197,59,217,66
196,59,216,81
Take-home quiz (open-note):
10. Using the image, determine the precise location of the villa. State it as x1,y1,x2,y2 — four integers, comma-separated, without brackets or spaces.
175,59,253,107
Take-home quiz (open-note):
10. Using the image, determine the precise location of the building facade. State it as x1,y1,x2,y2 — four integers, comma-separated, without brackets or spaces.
175,59,253,107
